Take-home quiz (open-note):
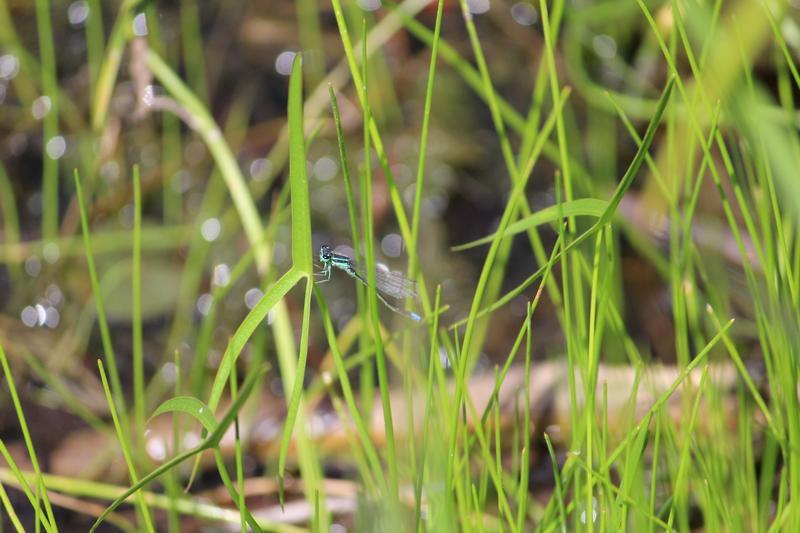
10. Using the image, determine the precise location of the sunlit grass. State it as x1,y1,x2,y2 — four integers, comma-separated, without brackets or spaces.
1,0,800,531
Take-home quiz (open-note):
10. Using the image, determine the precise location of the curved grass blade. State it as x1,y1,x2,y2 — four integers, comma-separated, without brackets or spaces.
90,366,268,532
151,397,217,433
452,198,608,251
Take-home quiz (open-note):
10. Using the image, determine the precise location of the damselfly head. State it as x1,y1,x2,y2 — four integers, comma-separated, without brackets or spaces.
319,245,332,263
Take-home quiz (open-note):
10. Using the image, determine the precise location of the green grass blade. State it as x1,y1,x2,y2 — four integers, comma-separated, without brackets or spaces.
34,0,59,239
288,54,313,274
91,0,137,132
0,343,56,533
151,397,217,432
207,267,303,411
0,477,25,532
74,169,128,421
274,55,326,523
132,164,145,438
97,360,155,532
91,366,268,532
358,25,399,507
452,199,608,251
409,0,444,278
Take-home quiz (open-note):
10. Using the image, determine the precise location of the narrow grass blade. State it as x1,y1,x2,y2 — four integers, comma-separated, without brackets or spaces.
74,170,128,415
91,0,137,132
0,478,24,532
0,343,56,533
132,164,145,437
452,199,608,251
97,360,155,532
34,0,59,239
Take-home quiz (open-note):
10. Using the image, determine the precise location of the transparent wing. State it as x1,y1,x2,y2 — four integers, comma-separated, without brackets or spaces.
374,267,418,299
351,261,417,300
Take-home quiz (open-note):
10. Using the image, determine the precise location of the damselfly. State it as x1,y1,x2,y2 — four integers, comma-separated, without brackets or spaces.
316,245,421,321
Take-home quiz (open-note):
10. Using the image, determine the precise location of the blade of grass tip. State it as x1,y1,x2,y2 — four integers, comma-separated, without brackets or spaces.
276,55,326,525
74,170,128,415
97,359,155,532
91,366,269,532
297,0,325,89
0,344,57,533
34,0,59,240
132,164,145,442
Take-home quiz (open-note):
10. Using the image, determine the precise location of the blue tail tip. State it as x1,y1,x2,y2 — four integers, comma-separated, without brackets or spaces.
410,312,421,322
